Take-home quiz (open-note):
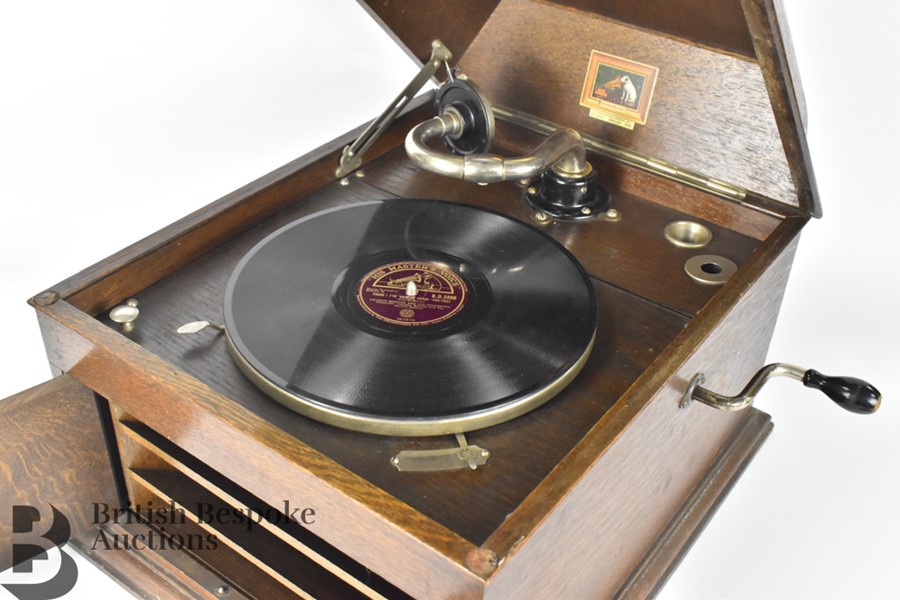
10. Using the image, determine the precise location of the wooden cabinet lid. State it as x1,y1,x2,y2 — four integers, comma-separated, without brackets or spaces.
358,0,818,216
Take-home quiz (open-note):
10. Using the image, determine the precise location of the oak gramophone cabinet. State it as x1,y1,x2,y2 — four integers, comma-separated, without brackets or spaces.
0,1,884,598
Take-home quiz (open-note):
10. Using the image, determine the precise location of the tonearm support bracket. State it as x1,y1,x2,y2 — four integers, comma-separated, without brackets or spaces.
335,40,452,178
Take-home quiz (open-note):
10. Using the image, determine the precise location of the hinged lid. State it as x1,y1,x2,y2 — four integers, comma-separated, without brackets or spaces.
358,0,819,217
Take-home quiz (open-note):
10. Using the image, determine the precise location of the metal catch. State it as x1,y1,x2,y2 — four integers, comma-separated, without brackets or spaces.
391,433,490,472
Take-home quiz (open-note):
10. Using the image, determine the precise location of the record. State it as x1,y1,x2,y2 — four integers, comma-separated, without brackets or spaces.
224,199,597,435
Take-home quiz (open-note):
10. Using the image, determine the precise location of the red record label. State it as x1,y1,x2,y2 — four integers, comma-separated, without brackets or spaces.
356,261,468,326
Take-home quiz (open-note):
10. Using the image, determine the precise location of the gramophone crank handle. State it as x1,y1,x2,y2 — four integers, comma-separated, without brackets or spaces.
681,363,881,414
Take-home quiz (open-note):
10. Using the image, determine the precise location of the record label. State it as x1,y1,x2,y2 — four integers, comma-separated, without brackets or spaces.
356,261,468,326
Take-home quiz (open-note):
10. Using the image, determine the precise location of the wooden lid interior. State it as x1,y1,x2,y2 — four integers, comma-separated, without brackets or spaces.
359,0,817,215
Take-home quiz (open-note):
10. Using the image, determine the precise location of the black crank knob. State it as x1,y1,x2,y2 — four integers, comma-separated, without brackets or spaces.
802,369,882,414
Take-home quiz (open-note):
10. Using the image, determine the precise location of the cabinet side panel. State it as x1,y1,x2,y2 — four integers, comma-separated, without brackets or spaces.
0,375,117,571
485,235,799,598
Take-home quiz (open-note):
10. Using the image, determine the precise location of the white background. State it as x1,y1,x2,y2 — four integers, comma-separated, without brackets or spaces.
0,1,897,598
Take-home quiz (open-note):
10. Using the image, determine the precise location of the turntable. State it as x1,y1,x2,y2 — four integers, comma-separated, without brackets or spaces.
0,1,885,598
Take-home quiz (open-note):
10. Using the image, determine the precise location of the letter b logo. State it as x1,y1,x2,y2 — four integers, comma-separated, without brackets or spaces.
2,505,78,600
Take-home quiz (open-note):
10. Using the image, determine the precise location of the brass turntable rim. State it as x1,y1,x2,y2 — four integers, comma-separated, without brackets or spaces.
226,328,595,437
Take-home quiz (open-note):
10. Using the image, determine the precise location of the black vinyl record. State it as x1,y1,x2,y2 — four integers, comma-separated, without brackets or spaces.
224,199,597,436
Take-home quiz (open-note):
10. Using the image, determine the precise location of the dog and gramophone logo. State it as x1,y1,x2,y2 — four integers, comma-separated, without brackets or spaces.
2,500,316,599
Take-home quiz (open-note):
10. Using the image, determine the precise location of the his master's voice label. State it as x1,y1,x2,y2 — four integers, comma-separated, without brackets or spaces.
357,261,467,326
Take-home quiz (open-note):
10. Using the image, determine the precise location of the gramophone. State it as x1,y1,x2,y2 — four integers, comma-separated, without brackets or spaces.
0,1,893,598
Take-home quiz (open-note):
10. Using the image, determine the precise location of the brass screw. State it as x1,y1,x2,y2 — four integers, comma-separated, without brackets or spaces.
465,547,499,577
33,291,59,306
339,177,350,186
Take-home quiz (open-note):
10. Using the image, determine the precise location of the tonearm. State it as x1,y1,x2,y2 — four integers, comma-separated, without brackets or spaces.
335,39,610,220
404,76,610,220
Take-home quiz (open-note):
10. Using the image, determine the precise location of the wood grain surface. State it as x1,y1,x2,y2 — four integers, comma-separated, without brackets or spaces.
360,0,757,63
552,0,756,58
360,147,763,317
482,220,802,598
114,419,413,599
83,163,691,547
617,409,773,598
459,0,798,206
741,0,820,216
34,298,489,597
127,469,370,599
493,122,784,240
0,375,116,571
72,520,244,600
